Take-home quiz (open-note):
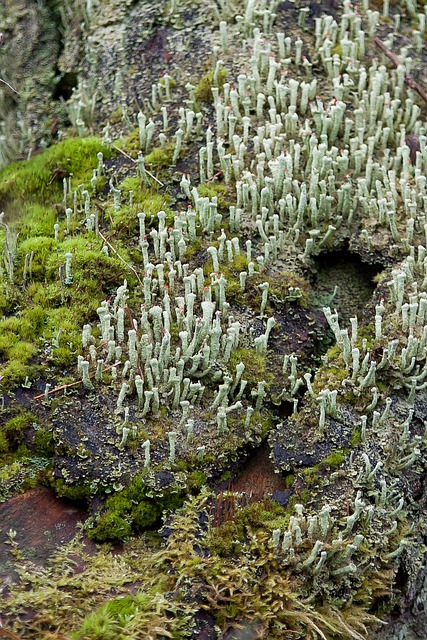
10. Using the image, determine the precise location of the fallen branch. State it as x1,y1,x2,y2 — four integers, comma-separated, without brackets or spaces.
375,37,427,105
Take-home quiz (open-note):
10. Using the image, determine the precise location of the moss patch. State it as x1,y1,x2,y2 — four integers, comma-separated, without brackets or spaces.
194,68,227,103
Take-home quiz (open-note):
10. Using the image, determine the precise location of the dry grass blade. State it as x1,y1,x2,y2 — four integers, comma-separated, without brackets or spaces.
0,629,22,639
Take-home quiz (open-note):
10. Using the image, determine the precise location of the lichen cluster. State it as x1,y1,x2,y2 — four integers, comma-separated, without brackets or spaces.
2,0,427,637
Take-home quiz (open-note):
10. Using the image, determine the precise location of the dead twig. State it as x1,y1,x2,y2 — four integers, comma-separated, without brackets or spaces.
0,78,18,94
112,144,164,187
98,230,144,288
375,37,427,105
33,361,122,400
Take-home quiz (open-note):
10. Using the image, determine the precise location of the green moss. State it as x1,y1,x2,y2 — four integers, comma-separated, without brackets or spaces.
228,347,269,389
209,499,286,556
50,345,77,368
122,130,140,155
19,306,47,340
17,236,56,280
111,181,174,233
197,182,233,210
350,428,362,447
0,137,111,207
132,501,161,531
144,143,175,168
194,68,227,103
2,411,38,446
269,270,311,309
0,360,38,389
188,471,207,493
0,316,20,333
303,449,347,485
0,431,9,453
74,593,153,639
42,236,135,313
52,478,92,501
322,450,346,469
88,477,186,542
252,411,274,439
109,107,123,124
19,204,57,238
8,340,37,363
284,473,295,488
88,513,132,543
0,329,18,355
118,176,140,196
33,430,55,457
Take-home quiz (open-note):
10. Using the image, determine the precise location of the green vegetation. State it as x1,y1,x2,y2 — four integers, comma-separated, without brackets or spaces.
1,411,39,450
209,498,287,556
194,68,227,102
87,476,186,542
33,429,55,457
198,182,234,210
144,143,175,168
51,478,93,501
303,449,347,485
0,137,110,206
0,3,423,637
228,347,271,389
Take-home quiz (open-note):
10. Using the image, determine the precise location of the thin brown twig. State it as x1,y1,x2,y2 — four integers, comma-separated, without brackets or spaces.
33,361,122,400
112,144,164,187
375,37,427,105
98,230,144,288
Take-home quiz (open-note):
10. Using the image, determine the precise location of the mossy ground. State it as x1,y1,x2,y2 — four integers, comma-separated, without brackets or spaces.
1,0,426,637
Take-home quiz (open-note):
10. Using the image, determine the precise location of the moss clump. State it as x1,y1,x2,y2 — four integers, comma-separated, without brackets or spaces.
322,450,346,468
19,306,47,340
17,236,56,280
19,204,57,239
88,513,132,543
284,473,295,488
52,478,92,501
197,182,233,210
8,340,37,362
88,476,186,542
111,179,174,233
0,137,110,206
194,68,227,103
188,471,207,493
303,449,347,485
2,411,39,448
350,428,362,447
144,143,175,168
209,499,286,556
0,360,39,389
269,270,311,309
0,310,44,382
0,431,10,454
251,411,274,439
33,429,55,457
228,347,270,390
74,593,154,639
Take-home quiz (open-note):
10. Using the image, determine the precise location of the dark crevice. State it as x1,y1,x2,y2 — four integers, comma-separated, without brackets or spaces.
311,248,383,325
52,71,78,101
43,0,78,102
